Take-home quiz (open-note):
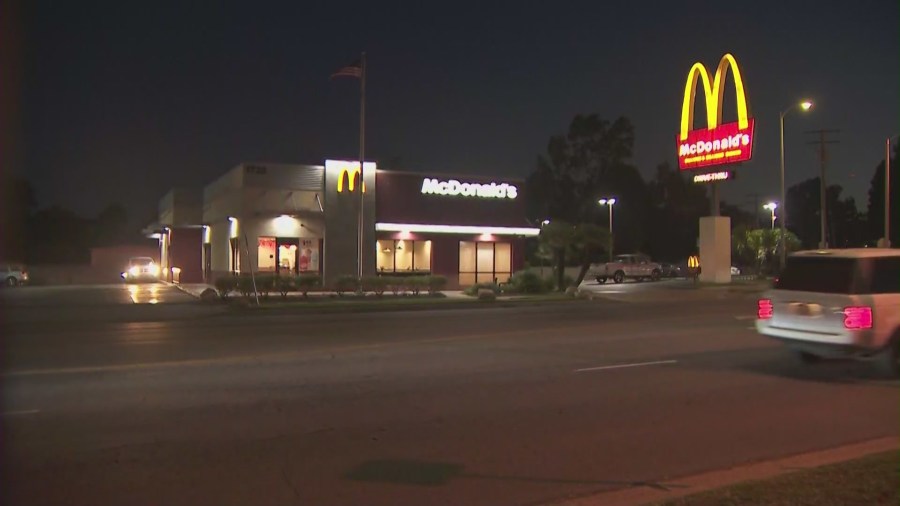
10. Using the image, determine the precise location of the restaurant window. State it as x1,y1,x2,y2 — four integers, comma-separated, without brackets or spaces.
377,240,432,273
258,237,277,272
459,241,511,285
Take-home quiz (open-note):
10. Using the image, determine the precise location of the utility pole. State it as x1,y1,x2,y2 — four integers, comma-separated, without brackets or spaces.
806,129,840,248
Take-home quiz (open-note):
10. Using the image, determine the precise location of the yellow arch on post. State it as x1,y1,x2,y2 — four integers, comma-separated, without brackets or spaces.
679,53,750,141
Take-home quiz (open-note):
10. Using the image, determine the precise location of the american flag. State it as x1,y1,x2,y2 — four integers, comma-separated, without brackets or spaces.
330,59,362,79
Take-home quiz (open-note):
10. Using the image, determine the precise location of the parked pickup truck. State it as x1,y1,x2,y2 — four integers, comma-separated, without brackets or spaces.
588,254,663,284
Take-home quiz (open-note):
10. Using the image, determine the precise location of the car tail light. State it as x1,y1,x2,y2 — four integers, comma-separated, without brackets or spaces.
757,299,773,319
843,306,873,330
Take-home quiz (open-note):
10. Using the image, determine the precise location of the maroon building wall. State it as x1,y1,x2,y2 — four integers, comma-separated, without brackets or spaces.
170,228,203,283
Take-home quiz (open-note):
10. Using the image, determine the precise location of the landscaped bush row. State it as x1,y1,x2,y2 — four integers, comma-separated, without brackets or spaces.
336,275,448,297
214,274,321,299
213,274,447,299
461,269,574,297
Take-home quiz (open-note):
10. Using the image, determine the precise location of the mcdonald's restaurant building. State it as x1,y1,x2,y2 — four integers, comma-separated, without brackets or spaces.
152,160,537,288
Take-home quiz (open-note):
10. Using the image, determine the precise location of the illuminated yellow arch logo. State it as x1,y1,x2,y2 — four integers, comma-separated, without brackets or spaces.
337,166,366,193
680,53,749,141
327,160,368,193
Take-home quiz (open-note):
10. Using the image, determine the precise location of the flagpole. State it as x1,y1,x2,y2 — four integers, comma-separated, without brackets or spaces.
357,51,366,280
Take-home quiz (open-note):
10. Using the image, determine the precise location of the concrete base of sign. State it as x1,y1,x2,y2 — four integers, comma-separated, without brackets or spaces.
699,216,732,284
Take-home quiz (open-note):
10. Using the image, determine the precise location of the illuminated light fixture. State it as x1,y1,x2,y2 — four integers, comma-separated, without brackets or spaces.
800,100,813,111
227,216,237,222
763,202,778,211
541,219,550,225
150,233,162,239
375,223,540,236
598,198,616,206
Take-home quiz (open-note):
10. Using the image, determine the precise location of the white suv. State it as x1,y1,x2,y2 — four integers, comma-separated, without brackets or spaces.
755,249,900,376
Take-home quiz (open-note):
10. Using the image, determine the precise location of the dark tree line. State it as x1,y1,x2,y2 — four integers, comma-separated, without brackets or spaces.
1,175,142,264
526,113,897,268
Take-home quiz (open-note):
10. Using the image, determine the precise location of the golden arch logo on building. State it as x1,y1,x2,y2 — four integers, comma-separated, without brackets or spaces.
676,53,755,171
326,160,374,193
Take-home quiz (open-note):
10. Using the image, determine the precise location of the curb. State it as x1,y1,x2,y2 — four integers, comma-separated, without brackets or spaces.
544,436,899,506
164,281,208,300
223,295,589,315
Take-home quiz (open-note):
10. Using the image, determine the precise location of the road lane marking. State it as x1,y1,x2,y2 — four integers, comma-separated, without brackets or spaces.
574,360,677,373
1,409,40,416
734,315,756,320
4,313,731,378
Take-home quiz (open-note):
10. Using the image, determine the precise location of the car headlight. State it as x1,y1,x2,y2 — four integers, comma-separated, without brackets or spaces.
128,266,140,277
149,264,160,276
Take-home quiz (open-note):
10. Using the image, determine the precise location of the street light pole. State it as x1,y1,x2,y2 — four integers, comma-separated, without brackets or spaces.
598,198,616,262
885,135,898,248
778,100,813,270
764,203,777,230
779,111,787,268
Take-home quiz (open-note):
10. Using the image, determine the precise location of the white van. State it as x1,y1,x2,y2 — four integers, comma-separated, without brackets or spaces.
755,249,900,376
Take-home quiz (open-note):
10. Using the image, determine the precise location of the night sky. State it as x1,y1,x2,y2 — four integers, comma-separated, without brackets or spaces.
11,1,900,224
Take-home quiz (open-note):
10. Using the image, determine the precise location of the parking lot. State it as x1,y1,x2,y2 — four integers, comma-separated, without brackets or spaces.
1,282,196,307
0,282,216,325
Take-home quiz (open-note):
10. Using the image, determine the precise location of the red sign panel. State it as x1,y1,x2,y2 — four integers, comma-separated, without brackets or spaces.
677,119,755,170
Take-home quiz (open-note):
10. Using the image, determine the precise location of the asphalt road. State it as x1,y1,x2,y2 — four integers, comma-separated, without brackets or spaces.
1,285,897,506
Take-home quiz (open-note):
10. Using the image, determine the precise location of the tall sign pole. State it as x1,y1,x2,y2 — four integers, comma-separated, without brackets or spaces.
357,52,367,279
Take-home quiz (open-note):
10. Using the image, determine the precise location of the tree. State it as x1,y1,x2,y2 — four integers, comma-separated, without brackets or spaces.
26,206,92,264
645,161,708,261
786,177,862,249
0,175,36,261
538,221,575,291
527,114,650,254
91,202,131,246
571,223,611,286
733,228,801,274
866,143,899,245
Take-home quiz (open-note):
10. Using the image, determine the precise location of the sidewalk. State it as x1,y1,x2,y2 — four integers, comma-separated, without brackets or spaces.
546,436,899,506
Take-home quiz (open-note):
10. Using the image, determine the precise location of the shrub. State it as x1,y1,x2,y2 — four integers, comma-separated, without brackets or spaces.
477,289,496,302
275,275,294,298
335,275,359,296
214,276,236,299
427,275,448,295
464,282,500,297
254,274,276,298
407,276,428,296
387,277,405,296
236,274,257,297
509,270,547,294
361,276,389,296
295,274,321,297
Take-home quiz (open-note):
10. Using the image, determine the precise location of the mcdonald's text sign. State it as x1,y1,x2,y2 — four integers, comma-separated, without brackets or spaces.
676,53,754,171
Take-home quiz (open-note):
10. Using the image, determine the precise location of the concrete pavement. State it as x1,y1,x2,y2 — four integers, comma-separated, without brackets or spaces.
1,287,897,506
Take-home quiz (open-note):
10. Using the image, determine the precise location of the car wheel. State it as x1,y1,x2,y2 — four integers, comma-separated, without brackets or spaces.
650,269,661,281
613,271,625,284
794,351,822,364
6,276,17,287
596,277,607,284
874,335,900,378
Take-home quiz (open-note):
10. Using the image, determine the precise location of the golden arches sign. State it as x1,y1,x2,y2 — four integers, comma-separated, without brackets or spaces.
327,160,368,193
676,53,755,171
